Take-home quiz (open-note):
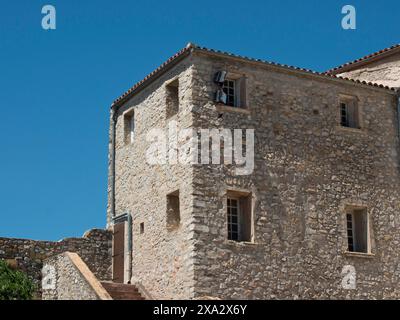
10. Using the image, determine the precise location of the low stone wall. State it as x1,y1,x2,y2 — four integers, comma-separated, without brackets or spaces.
0,229,112,298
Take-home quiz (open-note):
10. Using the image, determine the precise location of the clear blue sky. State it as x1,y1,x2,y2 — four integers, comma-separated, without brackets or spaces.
0,0,398,240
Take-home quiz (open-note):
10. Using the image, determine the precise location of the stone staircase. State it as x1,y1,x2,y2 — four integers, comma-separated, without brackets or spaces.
100,282,145,300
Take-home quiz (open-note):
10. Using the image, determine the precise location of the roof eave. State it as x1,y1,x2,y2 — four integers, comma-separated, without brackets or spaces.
111,45,193,109
111,43,397,110
193,47,397,95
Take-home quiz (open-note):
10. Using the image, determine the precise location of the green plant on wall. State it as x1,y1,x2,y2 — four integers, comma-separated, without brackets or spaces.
0,260,35,300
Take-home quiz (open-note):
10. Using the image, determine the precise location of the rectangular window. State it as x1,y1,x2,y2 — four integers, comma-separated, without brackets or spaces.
346,208,368,253
222,80,236,107
340,99,359,129
167,191,180,230
346,213,354,252
166,79,179,118
220,76,247,108
227,193,252,242
227,198,240,241
124,109,135,145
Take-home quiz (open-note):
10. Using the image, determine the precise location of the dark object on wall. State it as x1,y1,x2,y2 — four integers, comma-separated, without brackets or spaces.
215,89,227,104
214,71,227,84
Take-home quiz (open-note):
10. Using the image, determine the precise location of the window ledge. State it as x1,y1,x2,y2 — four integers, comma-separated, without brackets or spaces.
224,240,258,246
336,126,366,135
344,251,375,258
216,104,251,115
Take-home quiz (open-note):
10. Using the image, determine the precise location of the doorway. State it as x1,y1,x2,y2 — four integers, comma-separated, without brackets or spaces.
112,221,125,283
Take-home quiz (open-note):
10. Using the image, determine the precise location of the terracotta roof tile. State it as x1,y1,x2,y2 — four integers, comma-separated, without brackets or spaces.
112,44,193,106
325,44,400,74
112,43,397,107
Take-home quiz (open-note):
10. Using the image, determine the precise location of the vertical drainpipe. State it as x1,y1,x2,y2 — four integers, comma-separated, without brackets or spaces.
397,93,400,139
127,213,132,283
110,105,118,222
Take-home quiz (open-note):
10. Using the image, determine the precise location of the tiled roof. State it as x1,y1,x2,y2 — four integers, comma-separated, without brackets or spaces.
112,43,397,107
112,44,193,107
326,44,400,74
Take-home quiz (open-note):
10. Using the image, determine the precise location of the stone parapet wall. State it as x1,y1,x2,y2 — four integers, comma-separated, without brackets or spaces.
0,228,112,298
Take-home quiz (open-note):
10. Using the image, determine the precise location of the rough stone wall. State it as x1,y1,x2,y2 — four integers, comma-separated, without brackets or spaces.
337,51,400,88
189,52,400,299
0,229,112,298
42,253,99,300
110,57,197,299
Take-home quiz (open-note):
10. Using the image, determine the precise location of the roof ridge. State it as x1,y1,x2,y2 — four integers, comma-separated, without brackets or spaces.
325,43,400,74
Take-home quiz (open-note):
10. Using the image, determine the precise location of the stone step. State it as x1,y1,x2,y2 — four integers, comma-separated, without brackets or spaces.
102,286,140,293
100,282,145,300
106,292,144,300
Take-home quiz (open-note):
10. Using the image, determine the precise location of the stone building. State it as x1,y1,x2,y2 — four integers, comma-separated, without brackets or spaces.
107,43,400,299
2,42,400,300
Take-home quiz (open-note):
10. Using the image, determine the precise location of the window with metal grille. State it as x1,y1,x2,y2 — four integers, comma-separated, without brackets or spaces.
346,208,368,253
340,99,359,128
227,193,252,242
227,198,240,241
222,80,236,107
346,213,354,252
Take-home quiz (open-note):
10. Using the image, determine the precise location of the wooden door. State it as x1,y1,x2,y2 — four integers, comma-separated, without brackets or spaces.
112,222,125,283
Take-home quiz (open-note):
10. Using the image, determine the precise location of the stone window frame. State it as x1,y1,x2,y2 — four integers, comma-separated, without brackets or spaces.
216,71,250,115
340,200,375,258
224,189,254,244
336,94,364,133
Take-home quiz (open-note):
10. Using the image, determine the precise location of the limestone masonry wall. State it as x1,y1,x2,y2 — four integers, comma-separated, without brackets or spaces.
0,228,112,298
42,253,100,300
190,52,400,299
110,56,197,299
